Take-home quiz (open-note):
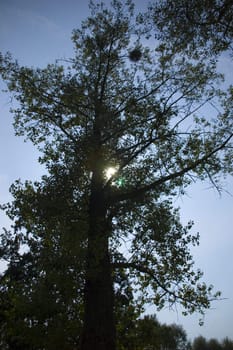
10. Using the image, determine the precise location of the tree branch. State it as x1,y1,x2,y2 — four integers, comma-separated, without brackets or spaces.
109,133,233,204
112,261,217,308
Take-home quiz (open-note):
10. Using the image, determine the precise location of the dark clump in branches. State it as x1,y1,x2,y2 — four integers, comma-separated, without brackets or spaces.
129,48,142,62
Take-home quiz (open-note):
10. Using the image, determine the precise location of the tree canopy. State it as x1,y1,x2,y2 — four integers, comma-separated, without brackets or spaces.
148,0,233,57
0,1,233,349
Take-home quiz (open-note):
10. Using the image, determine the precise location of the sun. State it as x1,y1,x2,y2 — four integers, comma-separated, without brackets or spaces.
105,166,118,180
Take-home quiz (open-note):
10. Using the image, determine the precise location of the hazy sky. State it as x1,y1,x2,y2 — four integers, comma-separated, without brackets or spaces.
0,0,233,342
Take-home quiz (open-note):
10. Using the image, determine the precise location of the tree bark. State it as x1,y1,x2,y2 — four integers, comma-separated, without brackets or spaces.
80,179,116,350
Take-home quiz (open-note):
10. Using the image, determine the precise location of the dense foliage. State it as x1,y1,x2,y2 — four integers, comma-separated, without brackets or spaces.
0,1,233,349
148,0,233,56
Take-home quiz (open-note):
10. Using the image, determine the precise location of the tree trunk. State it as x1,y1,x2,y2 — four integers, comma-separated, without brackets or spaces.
80,181,116,350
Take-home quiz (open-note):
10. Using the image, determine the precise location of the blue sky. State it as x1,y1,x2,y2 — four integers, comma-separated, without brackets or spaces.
0,0,233,342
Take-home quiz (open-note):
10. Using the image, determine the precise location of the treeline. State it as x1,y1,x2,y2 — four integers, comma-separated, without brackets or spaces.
192,336,233,350
119,314,188,350
122,315,233,350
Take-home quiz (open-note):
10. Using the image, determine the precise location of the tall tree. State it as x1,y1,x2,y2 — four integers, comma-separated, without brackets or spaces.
0,1,233,349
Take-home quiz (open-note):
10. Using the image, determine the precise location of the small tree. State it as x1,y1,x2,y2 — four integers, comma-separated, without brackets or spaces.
0,1,233,349
131,315,189,350
193,336,208,350
208,339,222,350
222,338,233,350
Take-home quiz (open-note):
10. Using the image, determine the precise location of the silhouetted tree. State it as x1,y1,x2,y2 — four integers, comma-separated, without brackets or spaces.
1,1,233,349
222,338,233,350
193,336,208,350
208,338,222,350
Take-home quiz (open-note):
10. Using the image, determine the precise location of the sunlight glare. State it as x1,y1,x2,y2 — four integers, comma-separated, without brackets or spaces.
105,166,118,180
